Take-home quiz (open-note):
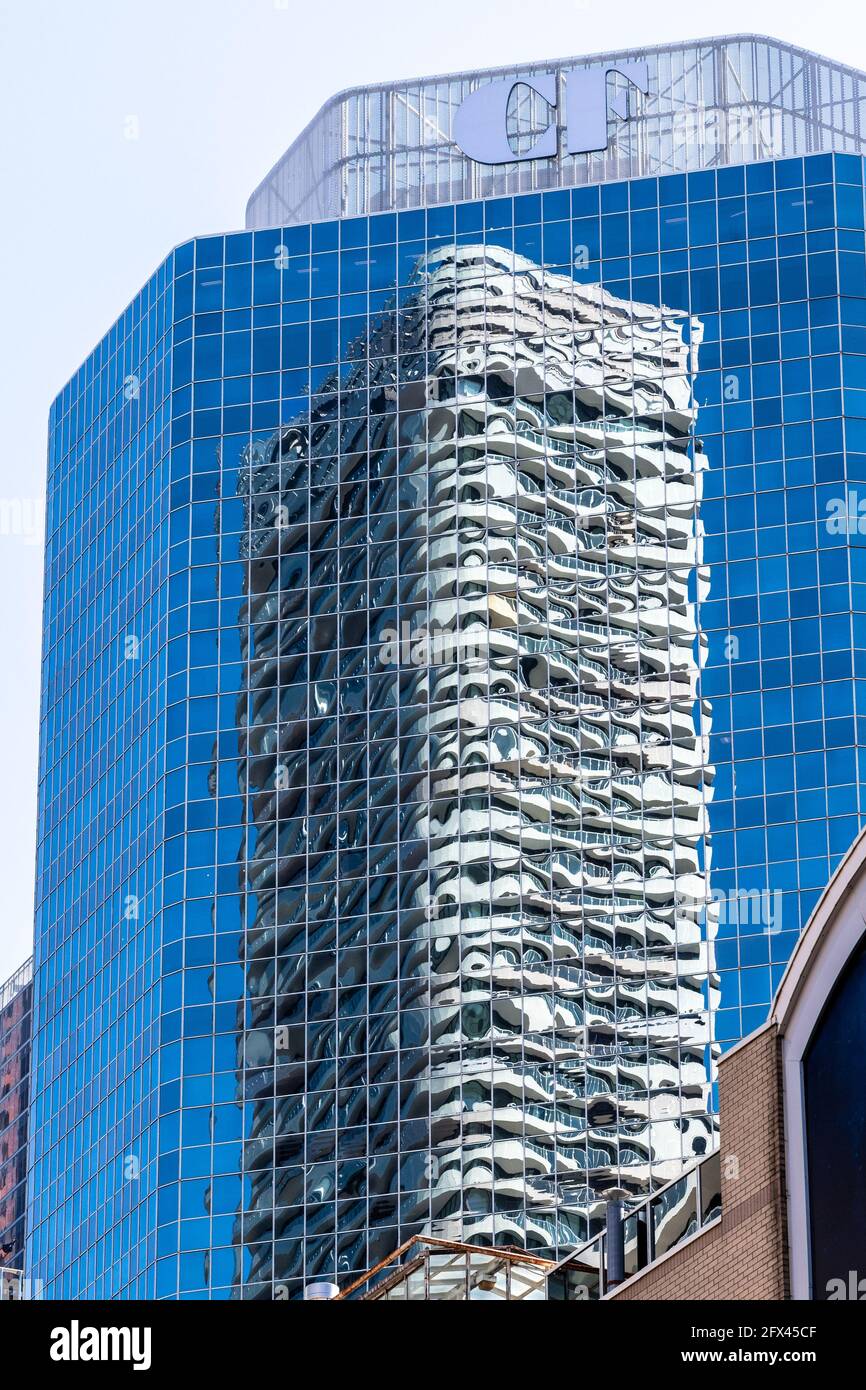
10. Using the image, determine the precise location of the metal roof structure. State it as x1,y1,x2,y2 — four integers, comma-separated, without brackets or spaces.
246,34,866,228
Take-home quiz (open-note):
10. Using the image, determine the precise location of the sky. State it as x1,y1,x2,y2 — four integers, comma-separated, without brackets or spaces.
1,0,866,980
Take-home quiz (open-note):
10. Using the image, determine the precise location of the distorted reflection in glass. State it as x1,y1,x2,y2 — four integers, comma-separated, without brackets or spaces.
231,244,717,1295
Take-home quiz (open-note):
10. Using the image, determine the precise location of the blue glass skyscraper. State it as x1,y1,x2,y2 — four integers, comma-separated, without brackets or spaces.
26,35,866,1298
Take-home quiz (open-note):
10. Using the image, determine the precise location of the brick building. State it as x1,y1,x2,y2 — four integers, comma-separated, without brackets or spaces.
609,1022,787,1300
0,959,32,1279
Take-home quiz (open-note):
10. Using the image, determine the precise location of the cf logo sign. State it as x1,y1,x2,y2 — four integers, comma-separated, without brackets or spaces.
452,62,648,165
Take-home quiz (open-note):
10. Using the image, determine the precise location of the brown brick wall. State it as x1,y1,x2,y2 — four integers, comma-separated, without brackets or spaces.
611,1022,788,1300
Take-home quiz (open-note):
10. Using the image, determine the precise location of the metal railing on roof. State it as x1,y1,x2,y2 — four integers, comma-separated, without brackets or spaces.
0,1268,42,1301
0,958,33,1013
547,1145,722,1299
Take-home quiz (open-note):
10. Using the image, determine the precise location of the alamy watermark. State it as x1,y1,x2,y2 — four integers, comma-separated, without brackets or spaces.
826,490,866,535
50,1322,151,1370
679,887,783,936
826,1270,866,1300
0,496,44,546
378,619,486,668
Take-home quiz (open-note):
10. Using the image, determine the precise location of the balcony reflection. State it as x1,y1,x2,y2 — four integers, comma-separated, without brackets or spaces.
231,244,718,1294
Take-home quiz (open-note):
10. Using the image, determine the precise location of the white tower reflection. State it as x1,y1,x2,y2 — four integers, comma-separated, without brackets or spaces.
235,243,718,1288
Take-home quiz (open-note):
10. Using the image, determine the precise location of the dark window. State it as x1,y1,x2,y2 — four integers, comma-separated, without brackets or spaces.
804,932,866,1297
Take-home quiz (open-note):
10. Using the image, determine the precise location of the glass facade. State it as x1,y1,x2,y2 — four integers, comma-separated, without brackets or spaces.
29,149,866,1299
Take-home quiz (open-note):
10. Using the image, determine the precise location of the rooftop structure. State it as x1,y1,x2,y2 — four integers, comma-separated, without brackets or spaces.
246,35,866,228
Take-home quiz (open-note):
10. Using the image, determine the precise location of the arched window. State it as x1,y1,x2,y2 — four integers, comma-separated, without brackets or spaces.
802,934,866,1300
776,839,866,1300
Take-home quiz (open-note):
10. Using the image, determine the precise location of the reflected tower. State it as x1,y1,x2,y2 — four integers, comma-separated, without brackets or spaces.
234,244,717,1291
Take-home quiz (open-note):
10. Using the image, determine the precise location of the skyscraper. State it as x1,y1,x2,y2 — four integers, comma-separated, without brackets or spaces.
27,35,866,1298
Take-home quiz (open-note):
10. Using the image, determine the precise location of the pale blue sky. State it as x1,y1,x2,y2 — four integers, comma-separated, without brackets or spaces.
1,0,864,979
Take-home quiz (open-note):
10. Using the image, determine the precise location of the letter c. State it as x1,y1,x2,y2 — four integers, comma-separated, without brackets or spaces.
452,74,557,164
